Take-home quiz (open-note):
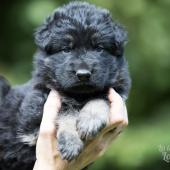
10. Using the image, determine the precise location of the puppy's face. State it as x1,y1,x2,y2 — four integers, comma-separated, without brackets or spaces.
34,2,128,95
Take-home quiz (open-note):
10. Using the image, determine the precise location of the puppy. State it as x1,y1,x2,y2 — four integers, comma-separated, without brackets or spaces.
0,1,131,170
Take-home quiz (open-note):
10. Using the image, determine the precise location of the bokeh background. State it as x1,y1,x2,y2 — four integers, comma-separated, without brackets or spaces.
0,0,170,169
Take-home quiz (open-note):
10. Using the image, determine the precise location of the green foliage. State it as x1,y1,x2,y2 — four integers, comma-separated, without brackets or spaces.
0,0,169,169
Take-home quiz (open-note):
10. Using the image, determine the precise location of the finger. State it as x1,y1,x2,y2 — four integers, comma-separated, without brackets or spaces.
102,88,128,134
109,88,128,126
43,90,61,121
40,90,61,133
108,88,123,104
36,90,61,160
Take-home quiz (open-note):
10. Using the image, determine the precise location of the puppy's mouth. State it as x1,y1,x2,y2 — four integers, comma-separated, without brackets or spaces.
64,82,101,94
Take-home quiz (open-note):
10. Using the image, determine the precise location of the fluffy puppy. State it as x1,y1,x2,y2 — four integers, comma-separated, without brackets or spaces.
0,1,131,170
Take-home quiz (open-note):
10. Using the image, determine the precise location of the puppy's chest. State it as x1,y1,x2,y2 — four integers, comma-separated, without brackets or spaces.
60,96,85,115
59,93,108,116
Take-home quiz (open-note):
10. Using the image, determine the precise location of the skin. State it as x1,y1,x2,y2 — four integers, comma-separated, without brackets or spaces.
33,88,128,170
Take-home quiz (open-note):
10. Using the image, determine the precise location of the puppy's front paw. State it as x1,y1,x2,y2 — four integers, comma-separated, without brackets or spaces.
76,113,107,141
57,131,84,161
76,99,109,141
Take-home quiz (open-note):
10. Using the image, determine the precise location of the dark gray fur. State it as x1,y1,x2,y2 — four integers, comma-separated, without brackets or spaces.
0,1,131,170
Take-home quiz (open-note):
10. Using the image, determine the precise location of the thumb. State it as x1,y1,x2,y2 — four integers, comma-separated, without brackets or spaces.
36,90,61,161
40,90,61,132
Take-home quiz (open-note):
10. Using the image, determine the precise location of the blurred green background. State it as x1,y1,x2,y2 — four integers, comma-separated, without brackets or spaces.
0,0,170,169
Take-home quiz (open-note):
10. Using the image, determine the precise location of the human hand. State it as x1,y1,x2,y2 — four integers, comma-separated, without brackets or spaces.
69,88,128,169
33,88,128,170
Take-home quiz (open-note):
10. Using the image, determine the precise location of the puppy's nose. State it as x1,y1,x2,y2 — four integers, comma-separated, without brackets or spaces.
76,69,91,81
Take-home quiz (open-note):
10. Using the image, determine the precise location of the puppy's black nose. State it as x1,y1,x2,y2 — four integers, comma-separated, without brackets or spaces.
76,69,91,81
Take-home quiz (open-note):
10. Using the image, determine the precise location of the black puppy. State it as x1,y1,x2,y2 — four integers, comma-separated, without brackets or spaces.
0,1,131,170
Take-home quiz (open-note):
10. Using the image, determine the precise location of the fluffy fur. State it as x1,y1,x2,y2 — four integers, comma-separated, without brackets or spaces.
0,1,131,170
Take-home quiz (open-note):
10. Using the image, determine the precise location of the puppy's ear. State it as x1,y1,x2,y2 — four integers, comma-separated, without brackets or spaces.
113,22,128,46
34,14,57,50
34,17,52,50
112,22,128,57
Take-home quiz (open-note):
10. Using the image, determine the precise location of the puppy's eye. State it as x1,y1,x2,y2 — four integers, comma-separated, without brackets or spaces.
62,47,72,53
112,43,118,52
95,46,104,53
112,43,123,57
